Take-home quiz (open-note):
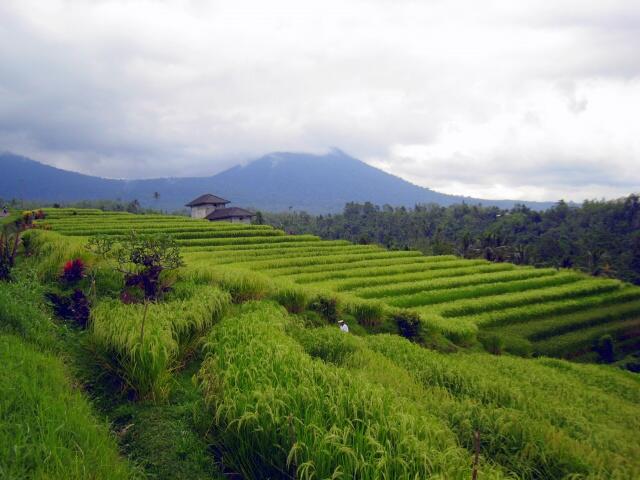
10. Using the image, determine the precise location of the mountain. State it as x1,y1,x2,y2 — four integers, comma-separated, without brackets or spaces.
0,150,555,213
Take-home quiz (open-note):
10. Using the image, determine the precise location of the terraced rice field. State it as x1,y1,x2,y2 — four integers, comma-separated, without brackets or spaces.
37,209,640,358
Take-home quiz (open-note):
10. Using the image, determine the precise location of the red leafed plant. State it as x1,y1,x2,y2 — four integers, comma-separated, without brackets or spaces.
61,258,85,283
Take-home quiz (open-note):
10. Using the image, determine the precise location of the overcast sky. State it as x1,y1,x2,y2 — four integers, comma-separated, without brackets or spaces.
1,0,639,201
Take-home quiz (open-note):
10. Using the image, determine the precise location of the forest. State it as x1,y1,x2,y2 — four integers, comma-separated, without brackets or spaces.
261,194,640,285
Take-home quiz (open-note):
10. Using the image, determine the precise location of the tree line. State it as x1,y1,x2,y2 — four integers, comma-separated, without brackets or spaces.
259,194,640,285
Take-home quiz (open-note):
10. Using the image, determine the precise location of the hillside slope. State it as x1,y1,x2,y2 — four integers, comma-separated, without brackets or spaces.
36,209,640,363
3,208,638,479
0,151,554,212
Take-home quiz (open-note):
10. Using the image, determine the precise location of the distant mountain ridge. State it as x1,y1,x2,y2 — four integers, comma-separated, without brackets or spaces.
0,150,555,213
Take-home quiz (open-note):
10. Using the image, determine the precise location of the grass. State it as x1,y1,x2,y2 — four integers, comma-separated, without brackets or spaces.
106,358,227,480
352,266,554,298
461,287,640,327
319,263,516,290
0,334,139,479
387,271,581,308
176,234,321,247
496,299,640,341
38,208,640,359
91,285,230,399
4,208,640,479
197,302,504,479
433,279,622,317
365,334,640,479
0,269,57,350
269,256,472,277
534,317,640,357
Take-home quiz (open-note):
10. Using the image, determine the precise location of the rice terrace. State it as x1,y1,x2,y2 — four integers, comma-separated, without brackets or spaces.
1,206,639,479
2,1,640,478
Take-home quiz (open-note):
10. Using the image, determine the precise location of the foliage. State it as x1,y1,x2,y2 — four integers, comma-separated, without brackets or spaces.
308,292,340,323
479,333,505,355
366,334,640,479
0,218,24,280
187,267,273,303
271,283,309,313
289,324,361,364
198,304,499,479
0,270,57,350
91,285,229,399
87,232,184,301
41,208,640,361
595,334,616,363
392,309,423,340
0,335,139,479
46,289,91,328
264,195,640,285
345,298,386,327
6,208,640,478
61,257,86,283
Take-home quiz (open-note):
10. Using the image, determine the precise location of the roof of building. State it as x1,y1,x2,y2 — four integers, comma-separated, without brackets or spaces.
185,193,230,207
205,207,255,221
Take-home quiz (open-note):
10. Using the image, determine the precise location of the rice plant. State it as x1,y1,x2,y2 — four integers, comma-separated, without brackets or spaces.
365,334,640,479
387,271,581,308
0,334,139,479
352,267,557,298
320,263,516,291
185,266,274,303
91,285,230,399
197,303,504,479
270,282,310,313
496,299,640,341
435,279,622,318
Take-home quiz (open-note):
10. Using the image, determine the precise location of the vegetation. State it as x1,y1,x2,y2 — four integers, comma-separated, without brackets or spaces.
91,285,229,399
198,303,503,479
35,208,640,362
0,335,139,480
1,207,638,479
0,216,25,280
87,232,185,302
263,194,640,285
0,270,139,479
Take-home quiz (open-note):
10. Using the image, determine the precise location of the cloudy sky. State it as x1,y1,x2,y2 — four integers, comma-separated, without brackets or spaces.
1,0,639,201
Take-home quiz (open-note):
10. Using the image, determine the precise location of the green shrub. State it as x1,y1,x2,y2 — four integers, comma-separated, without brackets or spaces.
87,232,185,302
479,333,505,355
308,292,340,323
595,334,616,363
392,309,422,340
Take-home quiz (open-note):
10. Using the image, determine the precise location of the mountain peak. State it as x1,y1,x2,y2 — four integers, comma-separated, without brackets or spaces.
0,151,554,212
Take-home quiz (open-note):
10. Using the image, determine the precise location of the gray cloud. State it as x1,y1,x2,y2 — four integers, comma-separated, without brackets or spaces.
0,0,639,200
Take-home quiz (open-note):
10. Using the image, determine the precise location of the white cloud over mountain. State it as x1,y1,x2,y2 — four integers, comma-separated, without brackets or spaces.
0,0,638,201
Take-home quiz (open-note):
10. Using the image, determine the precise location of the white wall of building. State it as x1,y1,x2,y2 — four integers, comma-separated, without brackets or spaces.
190,205,216,218
209,216,252,224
